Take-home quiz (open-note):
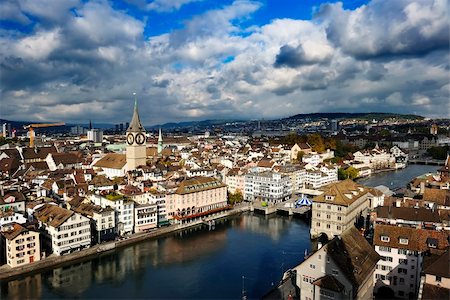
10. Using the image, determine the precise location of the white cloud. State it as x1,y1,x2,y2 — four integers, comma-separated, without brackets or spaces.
147,0,204,12
0,0,449,124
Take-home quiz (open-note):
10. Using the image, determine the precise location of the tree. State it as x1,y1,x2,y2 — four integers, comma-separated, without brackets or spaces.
228,189,244,205
338,168,348,180
346,166,359,179
307,133,325,153
296,151,305,162
338,167,359,180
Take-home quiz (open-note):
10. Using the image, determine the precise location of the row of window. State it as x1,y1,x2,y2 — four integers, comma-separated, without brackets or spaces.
315,222,342,231
315,204,343,211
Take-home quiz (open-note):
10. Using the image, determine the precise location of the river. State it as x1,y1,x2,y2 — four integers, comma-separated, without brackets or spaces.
1,214,311,299
357,164,439,190
1,165,439,299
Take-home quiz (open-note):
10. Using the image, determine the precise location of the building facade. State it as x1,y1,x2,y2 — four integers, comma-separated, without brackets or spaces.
0,223,40,267
310,179,373,239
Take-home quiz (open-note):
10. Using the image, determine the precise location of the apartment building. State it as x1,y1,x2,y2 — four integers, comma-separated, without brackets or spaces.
244,171,292,203
69,200,116,244
166,176,227,224
90,193,134,236
373,224,449,299
35,204,91,256
0,223,40,267
134,203,157,232
287,226,379,300
419,251,450,300
277,165,306,193
310,179,374,239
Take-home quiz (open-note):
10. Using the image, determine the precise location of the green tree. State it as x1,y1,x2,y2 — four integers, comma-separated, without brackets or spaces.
346,166,359,179
228,189,244,205
427,146,449,160
338,168,348,180
296,151,305,162
307,133,325,153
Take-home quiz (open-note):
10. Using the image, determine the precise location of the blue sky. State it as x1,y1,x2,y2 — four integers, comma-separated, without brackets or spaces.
0,0,448,125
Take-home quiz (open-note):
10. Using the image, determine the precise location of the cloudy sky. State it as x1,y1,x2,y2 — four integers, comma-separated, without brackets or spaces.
0,0,448,126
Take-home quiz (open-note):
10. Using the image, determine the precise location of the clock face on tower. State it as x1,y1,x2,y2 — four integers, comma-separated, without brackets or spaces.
127,133,135,145
135,133,145,145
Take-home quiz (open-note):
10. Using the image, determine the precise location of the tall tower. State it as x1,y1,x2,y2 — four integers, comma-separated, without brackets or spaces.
126,94,146,171
157,128,163,155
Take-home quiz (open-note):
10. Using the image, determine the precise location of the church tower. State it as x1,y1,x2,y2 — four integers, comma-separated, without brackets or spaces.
126,95,146,171
157,128,163,155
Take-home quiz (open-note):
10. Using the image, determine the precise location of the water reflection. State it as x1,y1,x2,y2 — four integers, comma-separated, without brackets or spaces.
1,213,310,299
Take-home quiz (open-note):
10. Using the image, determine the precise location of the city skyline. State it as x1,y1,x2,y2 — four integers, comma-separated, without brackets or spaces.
0,0,449,125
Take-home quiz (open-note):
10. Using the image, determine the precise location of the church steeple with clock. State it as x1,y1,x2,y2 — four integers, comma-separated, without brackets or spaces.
126,95,146,171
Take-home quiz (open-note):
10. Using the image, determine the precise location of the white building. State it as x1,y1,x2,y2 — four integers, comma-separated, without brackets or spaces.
244,171,292,203
304,164,338,189
286,226,379,300
35,204,91,256
89,194,134,235
310,179,377,239
373,224,449,299
134,203,158,232
87,129,103,143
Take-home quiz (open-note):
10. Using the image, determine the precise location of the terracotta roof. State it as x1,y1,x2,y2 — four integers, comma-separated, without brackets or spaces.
50,152,81,165
0,157,20,174
26,161,49,170
0,190,26,204
94,153,126,169
376,206,441,223
312,275,345,292
423,250,450,278
325,226,380,290
146,147,158,157
34,204,74,228
373,224,449,252
421,283,450,300
257,159,275,168
1,223,29,240
313,179,372,206
423,188,450,206
175,176,225,195
22,146,57,160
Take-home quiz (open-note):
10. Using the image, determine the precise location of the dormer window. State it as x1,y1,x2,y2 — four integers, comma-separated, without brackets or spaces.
326,195,334,201
427,238,438,248
399,238,408,245
381,235,390,242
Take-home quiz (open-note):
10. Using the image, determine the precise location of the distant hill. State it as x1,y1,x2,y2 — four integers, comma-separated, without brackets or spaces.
283,112,424,121
146,119,245,130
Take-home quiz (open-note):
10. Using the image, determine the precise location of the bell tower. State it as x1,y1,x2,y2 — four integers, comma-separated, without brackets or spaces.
126,94,146,171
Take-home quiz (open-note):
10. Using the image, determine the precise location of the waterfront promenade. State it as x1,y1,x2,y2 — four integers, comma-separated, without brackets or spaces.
0,204,251,281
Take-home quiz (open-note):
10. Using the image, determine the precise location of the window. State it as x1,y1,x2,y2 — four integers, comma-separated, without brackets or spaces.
381,235,390,242
337,216,342,221
398,249,408,255
337,207,342,211
380,256,393,262
436,276,442,282
399,238,408,245
326,224,331,229
398,268,407,275
379,246,391,252
332,269,339,275
399,258,408,265
310,264,315,269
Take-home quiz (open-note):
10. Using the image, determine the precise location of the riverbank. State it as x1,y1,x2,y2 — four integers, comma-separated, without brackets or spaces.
0,204,250,281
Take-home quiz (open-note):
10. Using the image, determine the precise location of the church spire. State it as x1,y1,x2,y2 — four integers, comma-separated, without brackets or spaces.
127,93,145,132
158,128,163,154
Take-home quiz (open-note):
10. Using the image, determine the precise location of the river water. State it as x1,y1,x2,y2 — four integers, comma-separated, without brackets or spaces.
1,165,439,299
1,214,311,299
357,164,439,190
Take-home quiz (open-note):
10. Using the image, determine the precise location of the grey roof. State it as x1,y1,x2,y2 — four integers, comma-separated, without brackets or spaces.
127,99,145,132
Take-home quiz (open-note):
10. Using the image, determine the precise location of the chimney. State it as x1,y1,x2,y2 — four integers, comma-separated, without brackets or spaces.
0,185,4,197
420,182,425,194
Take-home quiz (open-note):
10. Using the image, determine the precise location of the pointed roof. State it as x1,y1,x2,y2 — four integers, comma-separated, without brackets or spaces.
127,96,145,132
158,128,163,142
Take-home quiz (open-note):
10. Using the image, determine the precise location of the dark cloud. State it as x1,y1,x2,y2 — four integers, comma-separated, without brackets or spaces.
274,44,330,68
318,0,449,60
